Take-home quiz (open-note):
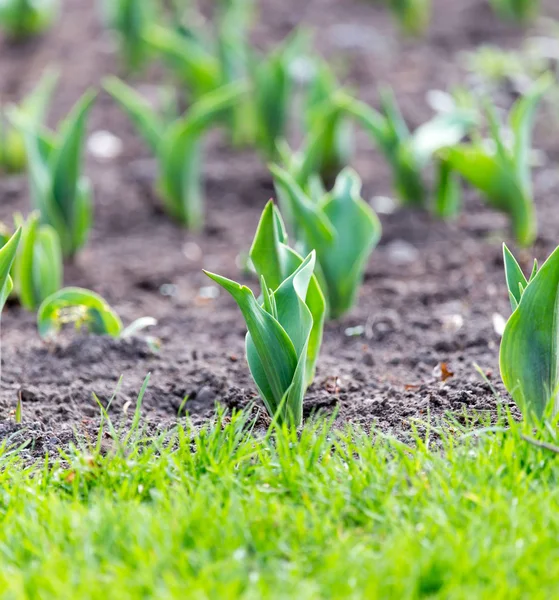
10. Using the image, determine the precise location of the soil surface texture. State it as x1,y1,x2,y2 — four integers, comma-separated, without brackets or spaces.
2,0,559,454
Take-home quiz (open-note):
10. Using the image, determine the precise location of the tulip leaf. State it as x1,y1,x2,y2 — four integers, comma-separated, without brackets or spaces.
1,68,58,175
270,163,335,246
37,287,124,339
318,169,382,318
250,200,325,384
12,212,62,311
346,90,473,208
503,244,528,311
443,144,536,247
204,270,299,421
441,76,550,247
500,245,559,421
271,165,380,319
252,31,306,159
510,74,552,192
0,228,22,310
0,0,58,38
18,90,95,258
50,90,96,234
434,158,461,219
304,71,354,182
101,0,154,71
144,25,221,99
205,252,318,426
107,78,245,229
103,76,164,153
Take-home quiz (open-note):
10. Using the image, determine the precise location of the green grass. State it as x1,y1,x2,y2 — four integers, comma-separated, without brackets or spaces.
1,402,559,599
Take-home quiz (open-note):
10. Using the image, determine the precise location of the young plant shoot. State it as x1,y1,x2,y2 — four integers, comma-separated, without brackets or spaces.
144,25,222,102
346,88,475,210
101,0,155,71
0,0,58,39
104,76,246,229
37,287,156,340
271,165,381,319
12,211,62,310
252,32,308,160
499,243,559,422
276,93,353,202
0,68,58,175
205,252,319,427
303,63,354,183
146,1,253,145
249,200,325,384
441,76,550,247
16,90,96,259
215,0,254,146
0,228,22,312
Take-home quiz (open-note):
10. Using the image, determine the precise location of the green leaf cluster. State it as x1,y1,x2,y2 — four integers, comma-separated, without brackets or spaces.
144,1,254,145
249,200,325,385
346,88,475,209
500,244,559,421
441,76,551,246
252,32,309,160
205,251,319,427
271,165,381,319
0,228,21,312
301,64,354,183
11,211,62,310
105,77,246,230
145,13,347,164
18,90,96,258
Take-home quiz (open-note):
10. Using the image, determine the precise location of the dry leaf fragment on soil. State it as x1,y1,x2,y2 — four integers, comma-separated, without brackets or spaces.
434,362,454,382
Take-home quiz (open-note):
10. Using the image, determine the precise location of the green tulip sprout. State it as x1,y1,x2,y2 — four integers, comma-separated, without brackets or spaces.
250,200,325,384
500,243,559,422
105,76,246,229
252,32,308,160
17,89,96,259
144,25,221,102
37,287,157,341
275,93,353,202
0,228,22,311
271,165,381,319
441,76,551,247
346,88,475,209
215,0,254,145
11,211,62,310
303,64,354,183
1,68,58,175
205,251,319,427
101,0,155,71
146,1,254,145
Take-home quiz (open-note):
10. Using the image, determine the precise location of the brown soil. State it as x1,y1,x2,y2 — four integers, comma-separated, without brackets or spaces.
1,0,559,454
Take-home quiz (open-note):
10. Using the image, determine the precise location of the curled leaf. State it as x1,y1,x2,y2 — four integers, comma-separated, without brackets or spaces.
37,287,123,339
